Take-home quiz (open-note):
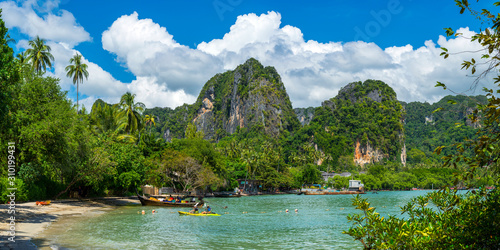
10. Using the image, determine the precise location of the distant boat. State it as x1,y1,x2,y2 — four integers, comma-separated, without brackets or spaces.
210,192,242,198
303,180,365,195
136,193,203,207
304,190,365,195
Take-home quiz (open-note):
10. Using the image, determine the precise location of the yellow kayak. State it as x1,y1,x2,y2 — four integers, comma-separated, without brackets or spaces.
178,211,220,216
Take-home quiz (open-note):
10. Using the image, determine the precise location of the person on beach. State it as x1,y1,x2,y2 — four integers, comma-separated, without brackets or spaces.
190,205,199,214
201,205,212,214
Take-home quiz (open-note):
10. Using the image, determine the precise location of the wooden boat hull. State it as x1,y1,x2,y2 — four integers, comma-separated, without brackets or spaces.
178,211,220,216
137,195,203,207
304,191,364,195
212,193,241,198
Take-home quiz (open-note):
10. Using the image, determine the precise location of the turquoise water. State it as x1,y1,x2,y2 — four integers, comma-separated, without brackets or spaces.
34,191,432,249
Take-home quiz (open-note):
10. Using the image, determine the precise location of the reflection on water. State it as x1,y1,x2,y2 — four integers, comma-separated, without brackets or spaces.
33,191,432,249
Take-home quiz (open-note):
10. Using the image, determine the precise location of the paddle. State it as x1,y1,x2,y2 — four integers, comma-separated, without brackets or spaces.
205,202,228,210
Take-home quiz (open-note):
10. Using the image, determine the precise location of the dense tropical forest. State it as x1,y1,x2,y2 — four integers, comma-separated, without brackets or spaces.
0,8,493,204
344,1,500,248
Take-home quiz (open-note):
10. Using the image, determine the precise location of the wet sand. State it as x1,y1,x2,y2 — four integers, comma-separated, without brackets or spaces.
0,197,139,249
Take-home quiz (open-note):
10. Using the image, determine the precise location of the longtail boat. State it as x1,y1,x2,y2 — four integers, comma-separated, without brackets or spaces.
303,190,364,195
136,193,203,207
212,192,242,198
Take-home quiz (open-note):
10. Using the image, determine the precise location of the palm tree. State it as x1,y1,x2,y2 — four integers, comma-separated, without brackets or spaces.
117,92,146,135
65,53,89,112
6,33,15,44
144,114,156,136
324,154,334,173
144,115,155,127
26,36,54,74
90,102,120,134
16,51,27,64
16,51,30,75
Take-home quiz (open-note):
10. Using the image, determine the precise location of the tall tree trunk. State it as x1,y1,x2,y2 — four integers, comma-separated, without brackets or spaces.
53,174,83,200
77,82,79,112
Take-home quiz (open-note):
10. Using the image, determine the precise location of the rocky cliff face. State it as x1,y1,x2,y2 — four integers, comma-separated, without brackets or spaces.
400,143,407,166
294,107,315,126
192,58,300,140
143,59,299,142
337,82,385,103
354,140,386,166
465,107,481,128
306,80,406,165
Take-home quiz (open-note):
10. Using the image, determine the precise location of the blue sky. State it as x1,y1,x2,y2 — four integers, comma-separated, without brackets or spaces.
1,0,494,109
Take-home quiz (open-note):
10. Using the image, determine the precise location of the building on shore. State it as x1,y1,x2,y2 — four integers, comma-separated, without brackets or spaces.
320,171,353,182
348,180,364,192
237,179,261,193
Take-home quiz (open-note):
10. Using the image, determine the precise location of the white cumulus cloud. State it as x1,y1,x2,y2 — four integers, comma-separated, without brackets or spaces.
0,0,91,46
102,12,223,94
194,12,491,107
5,5,493,110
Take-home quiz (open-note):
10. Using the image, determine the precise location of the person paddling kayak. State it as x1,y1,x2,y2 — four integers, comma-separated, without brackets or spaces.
189,205,199,214
201,205,212,214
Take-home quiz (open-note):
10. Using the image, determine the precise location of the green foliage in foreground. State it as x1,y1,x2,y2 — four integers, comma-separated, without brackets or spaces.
344,187,500,249
0,2,495,204
344,1,500,248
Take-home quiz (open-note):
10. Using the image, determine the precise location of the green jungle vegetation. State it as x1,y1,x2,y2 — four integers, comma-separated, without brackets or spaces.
1,1,499,246
0,0,495,219
344,1,500,248
403,94,487,165
0,9,491,203
289,79,405,168
144,58,300,141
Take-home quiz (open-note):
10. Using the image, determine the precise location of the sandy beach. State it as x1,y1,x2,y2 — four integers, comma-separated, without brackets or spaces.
0,197,140,249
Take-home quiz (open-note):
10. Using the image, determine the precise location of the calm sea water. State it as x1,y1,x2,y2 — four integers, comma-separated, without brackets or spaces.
33,190,432,249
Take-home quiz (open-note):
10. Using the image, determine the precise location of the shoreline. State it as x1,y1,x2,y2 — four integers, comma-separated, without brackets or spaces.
0,197,140,249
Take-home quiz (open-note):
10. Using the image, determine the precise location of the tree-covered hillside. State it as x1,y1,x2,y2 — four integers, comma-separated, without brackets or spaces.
0,7,492,207
144,104,192,141
144,58,300,142
192,58,300,140
285,80,405,172
402,95,487,165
